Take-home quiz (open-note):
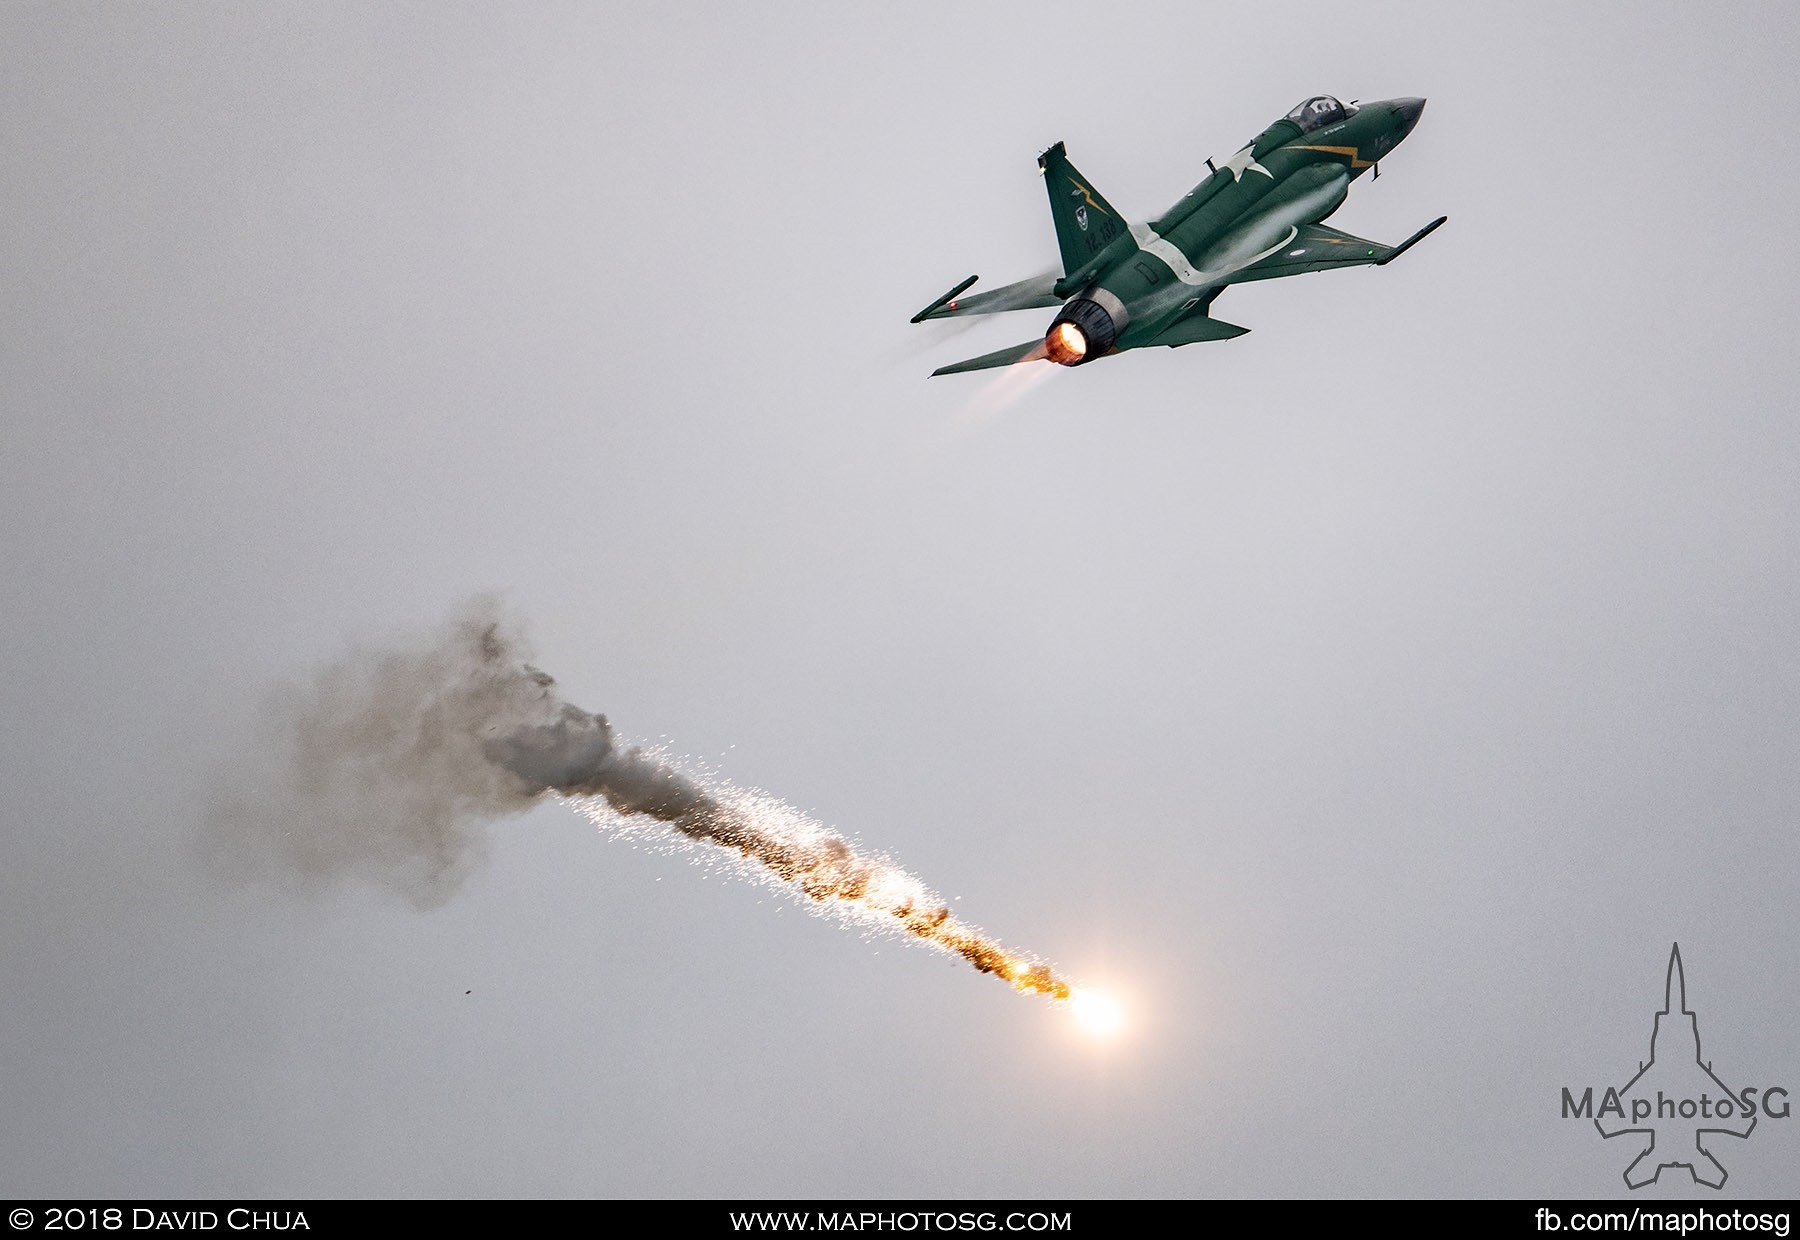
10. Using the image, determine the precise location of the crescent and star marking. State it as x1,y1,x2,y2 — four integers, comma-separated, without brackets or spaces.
1220,146,1274,182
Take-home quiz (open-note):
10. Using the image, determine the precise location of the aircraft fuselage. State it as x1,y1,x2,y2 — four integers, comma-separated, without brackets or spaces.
914,95,1439,376
1057,97,1427,356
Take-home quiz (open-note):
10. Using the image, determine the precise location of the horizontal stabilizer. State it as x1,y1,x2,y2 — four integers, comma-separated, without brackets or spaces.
914,272,1062,321
911,275,979,323
930,338,1048,377
1149,316,1250,348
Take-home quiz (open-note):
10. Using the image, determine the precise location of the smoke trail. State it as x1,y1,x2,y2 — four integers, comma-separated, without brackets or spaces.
208,599,1074,1001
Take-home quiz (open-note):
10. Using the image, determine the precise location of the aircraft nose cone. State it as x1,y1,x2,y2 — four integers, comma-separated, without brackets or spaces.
1392,97,1426,136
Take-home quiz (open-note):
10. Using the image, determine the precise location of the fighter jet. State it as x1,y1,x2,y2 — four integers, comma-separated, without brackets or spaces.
912,95,1443,375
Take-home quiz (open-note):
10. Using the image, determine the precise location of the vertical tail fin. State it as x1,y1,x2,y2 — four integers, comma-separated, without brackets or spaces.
1039,142,1128,279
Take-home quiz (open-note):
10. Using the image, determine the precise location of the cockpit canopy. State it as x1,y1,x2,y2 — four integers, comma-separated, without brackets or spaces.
1286,95,1357,133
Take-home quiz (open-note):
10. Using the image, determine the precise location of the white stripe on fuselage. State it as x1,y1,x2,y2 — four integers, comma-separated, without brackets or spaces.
1129,221,1298,287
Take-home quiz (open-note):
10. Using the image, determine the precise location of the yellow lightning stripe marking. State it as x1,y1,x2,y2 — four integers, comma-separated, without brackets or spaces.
1288,144,1374,169
1067,179,1113,218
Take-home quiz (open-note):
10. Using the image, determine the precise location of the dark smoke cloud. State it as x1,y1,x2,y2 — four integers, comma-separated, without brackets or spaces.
206,597,617,906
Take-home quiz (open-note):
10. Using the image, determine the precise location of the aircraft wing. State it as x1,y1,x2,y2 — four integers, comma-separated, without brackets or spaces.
929,338,1049,377
912,272,1062,322
1145,314,1251,348
1224,216,1446,285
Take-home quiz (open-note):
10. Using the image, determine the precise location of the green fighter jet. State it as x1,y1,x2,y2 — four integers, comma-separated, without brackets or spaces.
911,95,1444,375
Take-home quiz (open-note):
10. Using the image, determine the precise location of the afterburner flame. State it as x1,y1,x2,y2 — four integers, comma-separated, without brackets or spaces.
1045,321,1088,366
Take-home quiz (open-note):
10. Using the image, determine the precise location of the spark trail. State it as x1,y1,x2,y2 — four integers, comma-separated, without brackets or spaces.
210,600,1076,1003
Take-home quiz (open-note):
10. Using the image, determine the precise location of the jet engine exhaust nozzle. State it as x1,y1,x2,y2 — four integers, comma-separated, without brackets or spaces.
1045,298,1118,366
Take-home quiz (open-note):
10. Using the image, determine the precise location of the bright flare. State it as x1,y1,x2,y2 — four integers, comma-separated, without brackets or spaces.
1068,987,1124,1035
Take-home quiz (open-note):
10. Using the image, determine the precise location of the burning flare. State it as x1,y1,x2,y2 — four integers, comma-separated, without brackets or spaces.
568,789,1073,1000
210,600,1079,1005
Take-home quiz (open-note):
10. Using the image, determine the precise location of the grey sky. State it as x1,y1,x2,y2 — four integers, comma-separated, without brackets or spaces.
3,1,1797,1198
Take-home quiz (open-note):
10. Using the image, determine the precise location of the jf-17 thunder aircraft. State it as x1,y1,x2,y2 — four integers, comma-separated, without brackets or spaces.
911,95,1444,375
